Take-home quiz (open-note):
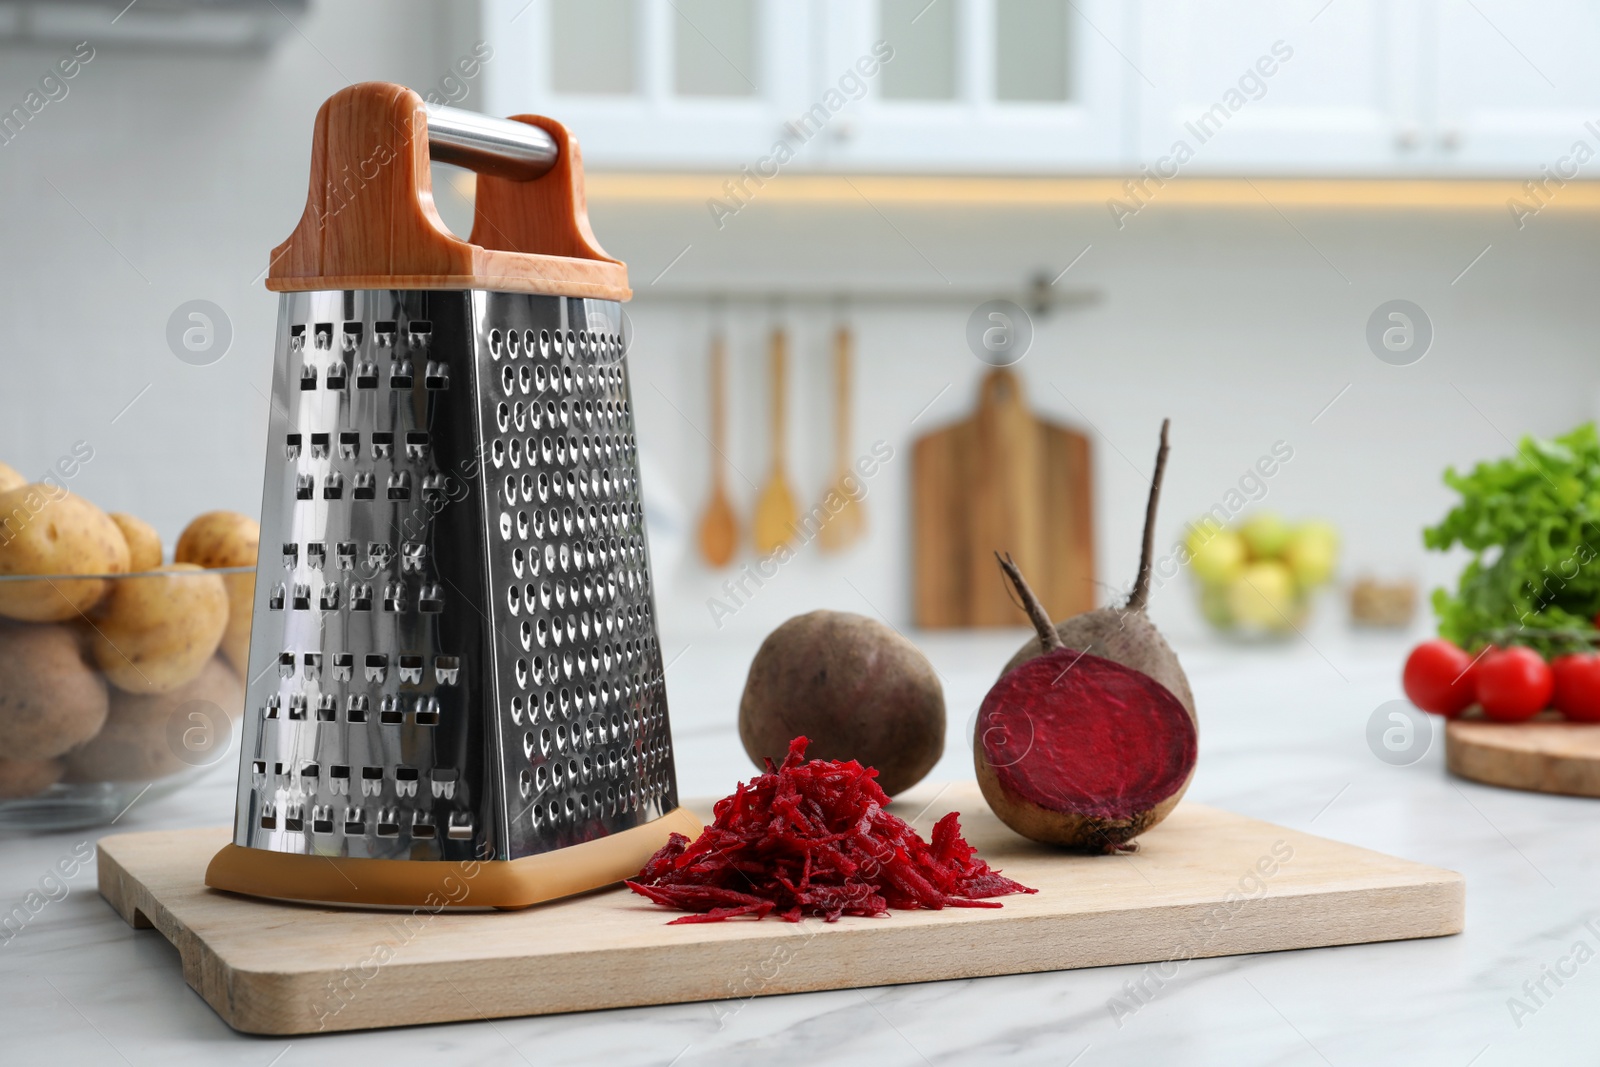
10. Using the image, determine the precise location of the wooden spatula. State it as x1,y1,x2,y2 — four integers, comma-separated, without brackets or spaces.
818,321,865,553
753,326,798,555
695,331,738,567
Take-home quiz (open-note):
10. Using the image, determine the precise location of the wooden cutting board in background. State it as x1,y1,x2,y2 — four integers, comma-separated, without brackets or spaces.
1447,715,1600,797
913,368,1094,628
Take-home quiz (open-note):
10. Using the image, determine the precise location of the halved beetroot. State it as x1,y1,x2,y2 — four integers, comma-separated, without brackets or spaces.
976,555,1198,852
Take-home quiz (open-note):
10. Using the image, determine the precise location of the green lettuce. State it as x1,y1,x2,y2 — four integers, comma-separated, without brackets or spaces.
1425,423,1600,654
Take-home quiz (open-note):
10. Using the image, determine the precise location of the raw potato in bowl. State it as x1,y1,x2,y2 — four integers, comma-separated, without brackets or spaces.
0,620,109,761
175,511,259,675
110,512,163,572
0,485,130,621
88,563,229,694
66,656,242,782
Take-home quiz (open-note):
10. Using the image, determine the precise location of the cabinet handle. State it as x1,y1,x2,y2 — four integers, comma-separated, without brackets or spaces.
1395,127,1420,151
1437,128,1462,152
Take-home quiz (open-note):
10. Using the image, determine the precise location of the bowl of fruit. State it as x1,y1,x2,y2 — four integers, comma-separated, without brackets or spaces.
1186,512,1340,640
0,464,258,831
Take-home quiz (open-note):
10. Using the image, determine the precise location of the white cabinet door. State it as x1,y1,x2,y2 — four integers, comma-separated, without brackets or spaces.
817,0,1134,172
1431,0,1600,176
1136,0,1421,175
482,0,815,170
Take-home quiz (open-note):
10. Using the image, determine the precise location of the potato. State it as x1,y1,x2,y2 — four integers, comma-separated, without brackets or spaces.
65,656,242,783
175,511,259,675
0,486,130,621
0,461,23,494
88,564,228,694
0,758,62,798
110,512,163,572
0,621,110,760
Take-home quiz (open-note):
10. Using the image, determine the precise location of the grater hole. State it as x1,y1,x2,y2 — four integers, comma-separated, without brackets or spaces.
415,697,440,726
488,328,503,359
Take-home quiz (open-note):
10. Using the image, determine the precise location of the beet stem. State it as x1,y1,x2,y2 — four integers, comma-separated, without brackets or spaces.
1128,418,1172,614
995,552,1062,652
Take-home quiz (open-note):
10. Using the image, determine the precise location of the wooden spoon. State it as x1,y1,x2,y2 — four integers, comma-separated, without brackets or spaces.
695,331,738,567
753,326,798,555
818,321,865,553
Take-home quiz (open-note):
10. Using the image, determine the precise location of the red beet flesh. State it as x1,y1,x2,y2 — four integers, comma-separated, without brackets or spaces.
627,736,1035,923
978,647,1197,826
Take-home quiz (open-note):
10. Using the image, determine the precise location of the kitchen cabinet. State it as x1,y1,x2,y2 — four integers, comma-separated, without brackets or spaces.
1134,0,1420,176
481,0,817,169
813,0,1134,172
482,0,1600,177
482,0,1133,172
1431,0,1600,176
1136,0,1600,177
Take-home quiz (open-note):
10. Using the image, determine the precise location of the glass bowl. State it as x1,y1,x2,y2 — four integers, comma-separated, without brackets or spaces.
0,567,253,831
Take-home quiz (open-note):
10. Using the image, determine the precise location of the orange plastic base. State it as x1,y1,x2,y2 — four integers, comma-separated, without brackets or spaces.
204,807,701,910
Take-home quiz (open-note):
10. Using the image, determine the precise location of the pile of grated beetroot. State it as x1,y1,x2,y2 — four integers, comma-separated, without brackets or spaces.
626,736,1035,924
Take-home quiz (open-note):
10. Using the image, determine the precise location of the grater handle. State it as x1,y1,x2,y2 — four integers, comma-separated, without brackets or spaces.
268,82,629,300
426,105,558,181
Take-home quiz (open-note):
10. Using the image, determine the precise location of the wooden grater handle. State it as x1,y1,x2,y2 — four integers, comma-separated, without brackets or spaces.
267,82,629,300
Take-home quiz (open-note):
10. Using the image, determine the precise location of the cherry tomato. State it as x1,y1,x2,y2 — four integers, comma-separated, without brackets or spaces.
1552,653,1600,723
1402,639,1476,717
1474,647,1553,722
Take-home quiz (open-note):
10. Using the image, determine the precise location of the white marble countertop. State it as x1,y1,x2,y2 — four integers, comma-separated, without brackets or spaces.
5,625,1596,1066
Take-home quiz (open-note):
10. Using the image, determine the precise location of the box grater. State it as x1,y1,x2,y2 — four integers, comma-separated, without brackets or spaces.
205,83,698,909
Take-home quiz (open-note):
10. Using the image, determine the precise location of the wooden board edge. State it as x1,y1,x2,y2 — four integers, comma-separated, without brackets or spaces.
198,873,1465,1035
1445,725,1600,798
99,836,245,1030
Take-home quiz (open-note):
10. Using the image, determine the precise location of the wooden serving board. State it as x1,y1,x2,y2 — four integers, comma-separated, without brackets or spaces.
97,783,1462,1036
912,369,1095,628
1447,713,1600,797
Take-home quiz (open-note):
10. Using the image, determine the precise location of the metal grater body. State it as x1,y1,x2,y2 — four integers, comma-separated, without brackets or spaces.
234,289,679,864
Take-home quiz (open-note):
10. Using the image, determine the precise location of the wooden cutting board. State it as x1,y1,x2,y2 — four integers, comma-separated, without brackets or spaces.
913,368,1094,628
97,782,1462,1035
1447,713,1600,797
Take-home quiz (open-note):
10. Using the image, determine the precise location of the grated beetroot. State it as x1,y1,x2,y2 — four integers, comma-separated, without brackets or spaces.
626,736,1035,924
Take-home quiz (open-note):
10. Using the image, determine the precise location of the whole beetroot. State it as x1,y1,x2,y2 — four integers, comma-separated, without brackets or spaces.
739,610,945,796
